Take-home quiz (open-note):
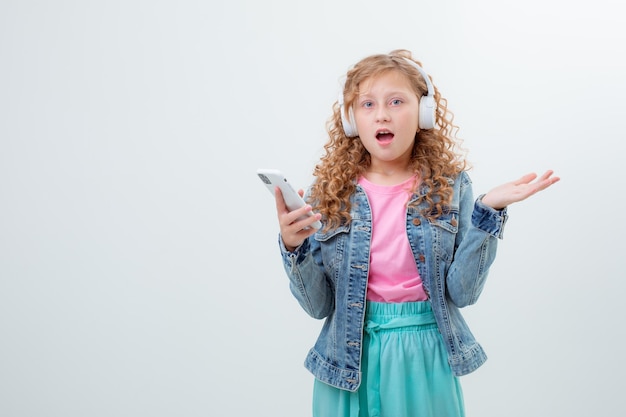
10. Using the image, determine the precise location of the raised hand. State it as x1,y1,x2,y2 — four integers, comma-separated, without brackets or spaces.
480,170,560,210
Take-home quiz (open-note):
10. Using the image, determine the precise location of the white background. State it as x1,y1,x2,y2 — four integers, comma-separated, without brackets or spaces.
1,1,624,416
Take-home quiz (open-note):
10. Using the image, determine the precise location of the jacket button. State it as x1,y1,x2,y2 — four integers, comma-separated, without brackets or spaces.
451,218,458,227
419,254,425,263
412,218,421,226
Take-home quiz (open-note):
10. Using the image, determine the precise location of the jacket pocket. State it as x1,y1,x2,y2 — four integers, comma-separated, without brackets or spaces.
315,223,351,241
429,208,459,261
315,223,351,271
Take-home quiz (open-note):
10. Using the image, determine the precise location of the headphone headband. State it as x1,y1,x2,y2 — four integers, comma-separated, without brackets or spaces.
402,58,434,99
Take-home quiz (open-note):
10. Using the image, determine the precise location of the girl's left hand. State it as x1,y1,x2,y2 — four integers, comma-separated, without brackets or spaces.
481,170,560,210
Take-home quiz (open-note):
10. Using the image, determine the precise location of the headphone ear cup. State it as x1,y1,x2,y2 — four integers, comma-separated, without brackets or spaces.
419,95,436,130
340,102,358,137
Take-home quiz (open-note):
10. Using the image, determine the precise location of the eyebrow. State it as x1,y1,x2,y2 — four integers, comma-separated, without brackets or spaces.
358,90,411,100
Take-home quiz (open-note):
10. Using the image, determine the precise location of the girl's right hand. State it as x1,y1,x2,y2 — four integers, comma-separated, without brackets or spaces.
274,187,321,252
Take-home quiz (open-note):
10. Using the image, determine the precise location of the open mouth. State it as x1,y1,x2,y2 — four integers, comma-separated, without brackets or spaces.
376,130,394,143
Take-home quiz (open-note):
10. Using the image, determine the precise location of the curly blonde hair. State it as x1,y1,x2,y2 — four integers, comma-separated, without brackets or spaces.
310,49,468,232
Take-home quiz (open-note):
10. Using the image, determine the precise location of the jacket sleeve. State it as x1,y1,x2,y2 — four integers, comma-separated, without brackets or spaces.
278,234,334,319
445,173,508,307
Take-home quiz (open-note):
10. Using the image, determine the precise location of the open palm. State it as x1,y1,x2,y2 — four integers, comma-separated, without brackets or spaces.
481,170,560,210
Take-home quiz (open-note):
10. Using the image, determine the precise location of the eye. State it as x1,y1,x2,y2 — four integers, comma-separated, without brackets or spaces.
391,98,403,106
362,101,374,108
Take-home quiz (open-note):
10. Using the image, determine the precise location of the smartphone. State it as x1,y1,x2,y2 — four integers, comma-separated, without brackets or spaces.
257,168,322,230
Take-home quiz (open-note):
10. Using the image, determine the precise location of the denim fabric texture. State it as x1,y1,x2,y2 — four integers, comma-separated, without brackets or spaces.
279,171,508,392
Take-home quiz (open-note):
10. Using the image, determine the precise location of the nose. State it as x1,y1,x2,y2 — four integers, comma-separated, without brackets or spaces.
375,106,390,122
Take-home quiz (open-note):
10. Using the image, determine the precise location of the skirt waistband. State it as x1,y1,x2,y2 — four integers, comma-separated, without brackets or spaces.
366,300,433,320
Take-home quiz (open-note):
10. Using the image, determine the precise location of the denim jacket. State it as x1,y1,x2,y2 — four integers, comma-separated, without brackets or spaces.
279,171,508,392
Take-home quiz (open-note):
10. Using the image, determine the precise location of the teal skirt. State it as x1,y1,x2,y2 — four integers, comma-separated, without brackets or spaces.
313,301,465,417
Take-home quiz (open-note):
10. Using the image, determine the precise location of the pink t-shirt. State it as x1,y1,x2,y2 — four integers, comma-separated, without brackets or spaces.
358,175,428,303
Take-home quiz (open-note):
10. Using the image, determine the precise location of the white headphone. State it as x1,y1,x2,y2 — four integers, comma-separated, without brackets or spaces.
339,57,436,137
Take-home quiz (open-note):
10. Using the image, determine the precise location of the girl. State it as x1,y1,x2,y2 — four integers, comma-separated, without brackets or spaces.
273,50,559,417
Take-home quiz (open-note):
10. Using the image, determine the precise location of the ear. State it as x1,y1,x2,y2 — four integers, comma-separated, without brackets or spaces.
418,94,436,130
338,89,358,137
